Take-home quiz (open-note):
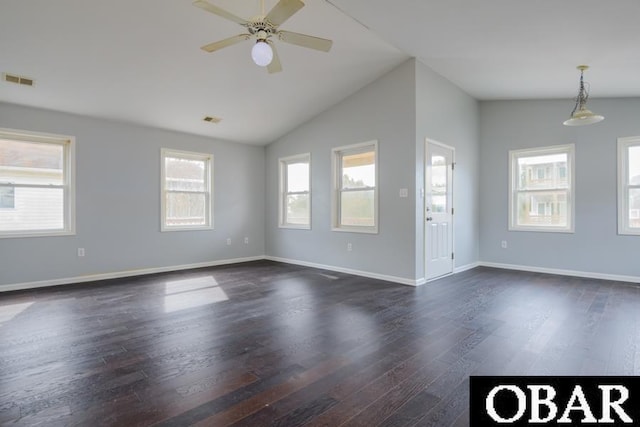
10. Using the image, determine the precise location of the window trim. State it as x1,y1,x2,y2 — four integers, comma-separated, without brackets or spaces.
0,127,76,239
508,143,575,233
332,140,379,234
618,137,640,236
160,148,213,232
278,153,311,230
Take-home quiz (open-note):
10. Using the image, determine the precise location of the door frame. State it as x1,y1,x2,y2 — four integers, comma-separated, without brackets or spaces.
424,138,455,282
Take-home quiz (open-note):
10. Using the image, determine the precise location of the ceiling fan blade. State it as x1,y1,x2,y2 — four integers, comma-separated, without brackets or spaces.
193,0,248,26
278,30,333,52
265,0,304,27
201,34,251,53
267,42,283,74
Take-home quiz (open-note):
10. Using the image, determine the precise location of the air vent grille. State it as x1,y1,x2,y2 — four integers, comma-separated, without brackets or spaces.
203,116,222,124
3,73,35,86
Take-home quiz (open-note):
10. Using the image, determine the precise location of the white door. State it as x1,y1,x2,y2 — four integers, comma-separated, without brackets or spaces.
425,140,454,281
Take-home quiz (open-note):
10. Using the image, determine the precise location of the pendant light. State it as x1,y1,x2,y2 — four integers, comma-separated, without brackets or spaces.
563,65,604,126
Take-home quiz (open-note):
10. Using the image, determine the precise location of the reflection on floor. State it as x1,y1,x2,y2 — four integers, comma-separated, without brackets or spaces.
164,276,229,313
0,301,34,326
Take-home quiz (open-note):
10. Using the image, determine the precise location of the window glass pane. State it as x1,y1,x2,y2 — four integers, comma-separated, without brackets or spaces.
432,195,447,213
517,153,568,190
285,194,309,225
629,146,640,185
0,187,64,231
630,188,640,229
342,151,375,189
0,186,15,208
516,191,567,227
431,155,447,213
165,157,205,192
0,139,64,185
165,192,205,226
559,166,567,178
286,162,309,193
341,190,374,227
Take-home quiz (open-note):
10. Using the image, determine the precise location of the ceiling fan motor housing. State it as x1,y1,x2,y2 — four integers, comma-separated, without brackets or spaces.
247,18,276,41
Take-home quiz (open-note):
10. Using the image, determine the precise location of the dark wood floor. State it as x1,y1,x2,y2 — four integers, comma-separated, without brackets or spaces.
1,261,639,426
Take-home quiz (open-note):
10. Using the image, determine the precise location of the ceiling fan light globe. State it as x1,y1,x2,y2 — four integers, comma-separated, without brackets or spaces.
251,41,273,67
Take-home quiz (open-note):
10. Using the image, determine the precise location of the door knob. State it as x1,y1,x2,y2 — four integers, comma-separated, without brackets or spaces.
426,217,433,221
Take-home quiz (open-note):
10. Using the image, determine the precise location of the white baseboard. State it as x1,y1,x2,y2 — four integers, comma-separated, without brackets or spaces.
0,256,266,293
410,262,482,286
480,261,640,284
264,256,422,286
9,256,632,294
455,261,481,274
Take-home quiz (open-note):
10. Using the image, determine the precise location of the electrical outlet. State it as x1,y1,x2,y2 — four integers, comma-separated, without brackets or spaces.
244,237,249,244
347,243,353,252
226,238,232,246
77,248,85,257
399,188,408,198
501,240,507,249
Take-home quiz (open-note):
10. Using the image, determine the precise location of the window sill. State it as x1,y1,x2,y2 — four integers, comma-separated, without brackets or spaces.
0,229,76,239
508,226,574,233
618,229,640,236
332,226,378,234
161,226,213,232
279,224,311,230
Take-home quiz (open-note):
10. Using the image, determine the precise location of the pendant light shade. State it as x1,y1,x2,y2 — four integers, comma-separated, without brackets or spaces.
562,107,604,126
563,65,604,126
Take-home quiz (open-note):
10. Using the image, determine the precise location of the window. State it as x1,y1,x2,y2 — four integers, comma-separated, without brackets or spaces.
0,128,75,238
279,153,310,229
332,141,378,233
618,137,640,235
509,144,574,232
161,149,212,231
0,187,15,209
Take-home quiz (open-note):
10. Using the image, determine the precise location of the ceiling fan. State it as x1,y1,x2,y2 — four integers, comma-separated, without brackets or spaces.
193,0,333,73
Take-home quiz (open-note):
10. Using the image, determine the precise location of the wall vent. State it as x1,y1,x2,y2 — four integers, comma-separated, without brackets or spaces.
203,116,222,124
3,73,35,87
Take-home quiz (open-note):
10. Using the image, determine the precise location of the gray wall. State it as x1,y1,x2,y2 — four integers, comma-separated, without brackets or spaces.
0,102,265,287
415,61,480,279
265,59,417,281
265,59,481,282
479,98,640,277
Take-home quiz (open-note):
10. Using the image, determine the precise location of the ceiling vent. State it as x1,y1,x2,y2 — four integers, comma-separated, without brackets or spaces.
203,116,222,124
3,73,35,87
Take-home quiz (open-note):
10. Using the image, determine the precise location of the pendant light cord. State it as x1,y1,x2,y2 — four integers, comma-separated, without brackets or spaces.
571,69,590,116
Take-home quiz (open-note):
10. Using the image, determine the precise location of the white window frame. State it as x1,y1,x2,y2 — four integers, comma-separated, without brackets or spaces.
0,128,75,238
279,153,311,229
618,136,640,235
509,144,575,233
332,140,379,234
161,148,213,232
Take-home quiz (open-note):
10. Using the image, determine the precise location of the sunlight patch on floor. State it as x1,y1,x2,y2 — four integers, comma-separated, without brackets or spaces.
0,301,34,326
164,276,229,313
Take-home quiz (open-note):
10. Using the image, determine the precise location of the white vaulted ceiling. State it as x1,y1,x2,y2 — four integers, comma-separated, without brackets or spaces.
329,0,640,101
1,1,640,145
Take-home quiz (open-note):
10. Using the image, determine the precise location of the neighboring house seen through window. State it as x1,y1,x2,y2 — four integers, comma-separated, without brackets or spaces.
509,144,574,232
0,128,75,238
618,137,640,235
161,148,212,231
